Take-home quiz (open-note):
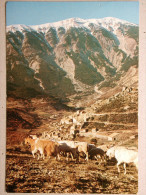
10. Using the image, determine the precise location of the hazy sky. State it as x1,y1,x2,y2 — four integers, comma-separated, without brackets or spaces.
6,1,139,26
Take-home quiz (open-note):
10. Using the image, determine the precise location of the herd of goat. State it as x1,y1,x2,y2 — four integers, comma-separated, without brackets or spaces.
25,135,138,175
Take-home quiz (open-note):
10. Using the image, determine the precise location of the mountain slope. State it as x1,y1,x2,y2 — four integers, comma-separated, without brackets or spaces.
6,17,138,100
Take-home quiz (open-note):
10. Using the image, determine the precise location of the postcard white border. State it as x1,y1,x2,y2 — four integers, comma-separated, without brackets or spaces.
0,0,146,195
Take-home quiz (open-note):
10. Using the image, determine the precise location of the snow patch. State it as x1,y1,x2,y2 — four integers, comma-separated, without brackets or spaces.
7,17,138,34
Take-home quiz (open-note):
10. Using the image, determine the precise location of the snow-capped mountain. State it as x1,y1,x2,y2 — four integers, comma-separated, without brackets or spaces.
6,17,138,100
7,17,137,33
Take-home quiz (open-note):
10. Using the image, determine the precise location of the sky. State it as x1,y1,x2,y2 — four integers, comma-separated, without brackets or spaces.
6,1,139,26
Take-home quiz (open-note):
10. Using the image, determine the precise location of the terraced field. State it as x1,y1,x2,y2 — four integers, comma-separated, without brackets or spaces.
6,88,138,193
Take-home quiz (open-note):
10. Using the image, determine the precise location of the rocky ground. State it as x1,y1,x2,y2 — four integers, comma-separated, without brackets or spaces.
6,87,138,193
6,146,138,194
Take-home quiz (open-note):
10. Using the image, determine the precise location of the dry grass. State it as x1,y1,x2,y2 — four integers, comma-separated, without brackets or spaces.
6,91,138,193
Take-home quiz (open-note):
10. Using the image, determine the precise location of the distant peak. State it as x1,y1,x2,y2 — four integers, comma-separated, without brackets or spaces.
6,16,138,34
101,17,137,25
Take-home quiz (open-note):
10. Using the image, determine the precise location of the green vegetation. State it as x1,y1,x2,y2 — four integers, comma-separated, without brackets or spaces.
6,23,138,100
7,84,43,98
114,72,122,81
24,31,46,52
46,27,59,46
105,65,116,76
64,26,118,84
7,32,24,55
88,23,94,29
7,60,44,98
64,28,78,47
101,28,115,40
121,56,138,72
98,70,122,90
35,58,75,98
15,31,24,41
58,27,66,36
7,39,22,55
98,80,116,89
113,46,127,63
64,27,101,52
93,28,120,45
126,26,139,42
89,53,116,77
86,33,101,51
89,54,100,68
134,46,139,56
67,51,104,85
64,34,72,46
7,32,22,48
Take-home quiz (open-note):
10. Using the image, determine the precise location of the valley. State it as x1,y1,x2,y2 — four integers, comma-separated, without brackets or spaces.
6,16,138,193
6,85,138,193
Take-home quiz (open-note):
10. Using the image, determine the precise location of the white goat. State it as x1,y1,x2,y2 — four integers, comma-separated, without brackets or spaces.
106,146,138,175
58,140,89,161
75,141,89,161
58,140,77,148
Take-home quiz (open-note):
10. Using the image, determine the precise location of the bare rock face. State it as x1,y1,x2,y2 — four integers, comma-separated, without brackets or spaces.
6,17,138,100
116,27,138,57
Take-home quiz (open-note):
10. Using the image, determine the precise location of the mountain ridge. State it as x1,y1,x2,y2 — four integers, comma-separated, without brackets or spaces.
7,17,138,33
6,17,138,103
